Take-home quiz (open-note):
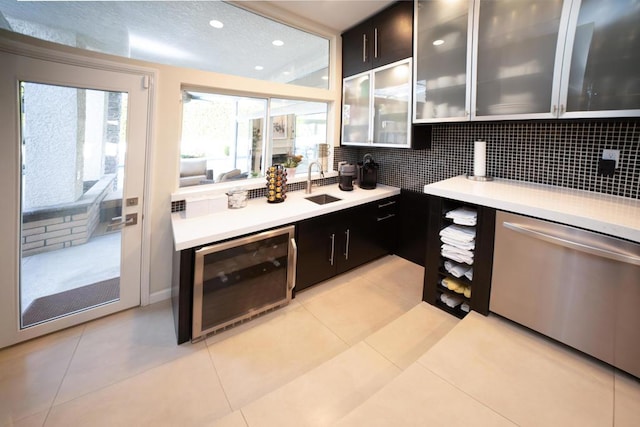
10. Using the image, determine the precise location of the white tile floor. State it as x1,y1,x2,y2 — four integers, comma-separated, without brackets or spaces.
1,255,639,427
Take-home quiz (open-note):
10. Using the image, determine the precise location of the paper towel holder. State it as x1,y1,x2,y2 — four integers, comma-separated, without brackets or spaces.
465,174,493,181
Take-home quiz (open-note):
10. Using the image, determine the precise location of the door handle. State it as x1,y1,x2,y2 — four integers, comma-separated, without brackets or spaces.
378,200,396,208
109,213,138,230
344,229,350,260
377,213,396,222
289,237,297,290
374,28,378,58
329,233,335,266
362,34,367,63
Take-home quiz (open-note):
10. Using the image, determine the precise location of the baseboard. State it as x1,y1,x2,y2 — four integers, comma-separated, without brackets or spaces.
148,287,171,305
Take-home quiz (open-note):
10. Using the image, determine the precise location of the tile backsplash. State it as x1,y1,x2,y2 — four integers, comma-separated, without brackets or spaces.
337,119,640,199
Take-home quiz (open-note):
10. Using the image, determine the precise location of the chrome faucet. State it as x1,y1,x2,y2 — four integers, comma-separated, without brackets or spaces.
306,161,324,194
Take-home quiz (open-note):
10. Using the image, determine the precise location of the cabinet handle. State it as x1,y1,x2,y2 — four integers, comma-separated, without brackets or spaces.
378,200,396,208
362,34,367,63
374,28,378,59
377,213,396,222
344,229,350,260
329,233,335,266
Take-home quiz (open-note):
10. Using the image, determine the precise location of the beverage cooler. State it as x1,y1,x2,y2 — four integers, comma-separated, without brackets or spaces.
192,225,297,341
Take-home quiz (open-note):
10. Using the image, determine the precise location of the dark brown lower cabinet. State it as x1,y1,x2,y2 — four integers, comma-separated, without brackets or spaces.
423,195,495,318
295,197,398,291
172,196,399,344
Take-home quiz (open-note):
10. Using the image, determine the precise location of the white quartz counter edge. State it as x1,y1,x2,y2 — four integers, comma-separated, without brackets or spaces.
424,176,640,243
172,184,400,251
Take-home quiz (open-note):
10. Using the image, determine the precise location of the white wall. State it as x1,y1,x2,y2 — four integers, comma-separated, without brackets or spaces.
0,4,343,299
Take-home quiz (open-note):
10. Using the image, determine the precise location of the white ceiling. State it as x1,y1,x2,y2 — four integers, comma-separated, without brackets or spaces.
264,0,396,32
0,1,394,86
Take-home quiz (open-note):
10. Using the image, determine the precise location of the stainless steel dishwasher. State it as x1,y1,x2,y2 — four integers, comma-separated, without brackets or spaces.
491,211,640,378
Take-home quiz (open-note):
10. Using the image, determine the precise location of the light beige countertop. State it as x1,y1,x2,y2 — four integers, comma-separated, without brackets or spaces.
172,184,400,251
424,175,640,242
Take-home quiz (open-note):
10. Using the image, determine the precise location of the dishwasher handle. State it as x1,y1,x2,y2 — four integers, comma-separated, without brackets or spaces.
503,221,640,266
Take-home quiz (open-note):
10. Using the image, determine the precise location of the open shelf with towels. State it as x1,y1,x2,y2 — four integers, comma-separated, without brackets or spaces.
423,196,496,318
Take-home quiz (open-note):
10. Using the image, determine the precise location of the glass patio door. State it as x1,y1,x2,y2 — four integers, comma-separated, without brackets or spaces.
0,51,150,348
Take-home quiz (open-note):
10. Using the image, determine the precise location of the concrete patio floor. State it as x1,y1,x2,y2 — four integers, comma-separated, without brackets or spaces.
20,232,121,310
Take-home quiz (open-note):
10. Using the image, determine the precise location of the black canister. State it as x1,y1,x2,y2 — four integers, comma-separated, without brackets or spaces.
358,154,378,189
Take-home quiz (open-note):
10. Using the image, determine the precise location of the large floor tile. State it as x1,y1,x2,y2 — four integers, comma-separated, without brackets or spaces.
614,370,640,426
0,334,79,425
418,312,615,427
365,302,458,369
211,410,248,427
335,363,516,426
241,342,400,427
301,276,416,345
45,348,230,426
0,324,84,364
363,256,425,304
54,300,205,405
208,305,348,409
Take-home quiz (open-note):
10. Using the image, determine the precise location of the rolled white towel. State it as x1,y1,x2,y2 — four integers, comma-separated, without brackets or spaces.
461,302,470,312
445,294,464,308
464,267,474,281
441,244,474,264
445,207,477,226
444,260,471,278
441,235,475,251
439,224,476,242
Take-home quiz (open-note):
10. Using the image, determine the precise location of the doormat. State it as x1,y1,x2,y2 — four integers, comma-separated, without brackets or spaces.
22,277,120,327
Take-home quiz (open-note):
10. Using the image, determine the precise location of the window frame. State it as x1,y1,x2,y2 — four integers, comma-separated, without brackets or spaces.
177,86,337,193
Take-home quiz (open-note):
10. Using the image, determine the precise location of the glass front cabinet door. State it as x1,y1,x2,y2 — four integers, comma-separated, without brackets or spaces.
472,0,571,120
560,0,640,118
414,0,473,123
343,58,412,147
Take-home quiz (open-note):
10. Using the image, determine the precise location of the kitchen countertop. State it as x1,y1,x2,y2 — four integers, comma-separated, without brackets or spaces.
172,184,400,251
424,176,640,243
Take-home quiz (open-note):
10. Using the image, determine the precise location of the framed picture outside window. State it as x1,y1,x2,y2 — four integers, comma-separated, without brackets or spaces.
272,115,287,139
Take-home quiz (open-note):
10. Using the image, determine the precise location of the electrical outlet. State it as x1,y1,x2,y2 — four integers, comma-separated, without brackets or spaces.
602,149,620,168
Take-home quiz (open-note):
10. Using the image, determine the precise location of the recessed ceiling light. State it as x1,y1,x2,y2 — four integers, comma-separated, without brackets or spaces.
283,71,290,75
255,65,264,71
433,39,445,46
272,40,284,47
209,20,224,29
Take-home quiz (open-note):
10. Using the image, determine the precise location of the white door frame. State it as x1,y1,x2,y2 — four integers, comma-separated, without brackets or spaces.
0,35,156,347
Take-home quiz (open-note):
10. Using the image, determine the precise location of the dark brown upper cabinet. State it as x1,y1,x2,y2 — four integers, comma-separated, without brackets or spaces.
342,1,414,78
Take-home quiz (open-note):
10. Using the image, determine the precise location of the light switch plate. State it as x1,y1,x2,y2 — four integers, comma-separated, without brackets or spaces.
602,149,620,168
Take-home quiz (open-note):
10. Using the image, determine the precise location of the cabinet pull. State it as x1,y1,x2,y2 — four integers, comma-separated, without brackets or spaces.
362,34,367,63
374,28,378,59
378,200,396,208
344,229,350,260
329,233,336,266
377,213,396,222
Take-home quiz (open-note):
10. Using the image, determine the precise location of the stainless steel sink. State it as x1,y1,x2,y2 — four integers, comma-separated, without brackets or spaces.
305,194,341,205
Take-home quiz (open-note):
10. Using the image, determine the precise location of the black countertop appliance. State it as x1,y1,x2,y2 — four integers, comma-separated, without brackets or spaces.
357,154,378,189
